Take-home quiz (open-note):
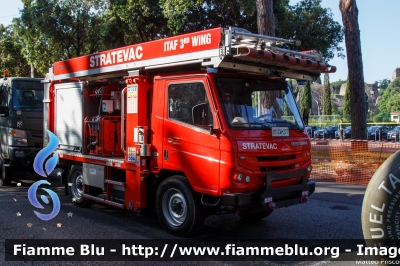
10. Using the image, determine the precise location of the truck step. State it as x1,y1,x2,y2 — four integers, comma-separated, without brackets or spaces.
104,179,125,187
82,193,125,209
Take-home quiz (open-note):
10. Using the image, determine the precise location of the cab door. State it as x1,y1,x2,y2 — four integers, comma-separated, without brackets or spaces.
162,77,220,195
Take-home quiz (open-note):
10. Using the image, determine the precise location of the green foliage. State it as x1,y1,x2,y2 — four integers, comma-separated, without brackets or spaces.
5,0,343,79
300,81,312,116
322,73,332,115
378,78,400,115
160,0,257,35
17,0,107,76
378,78,391,90
343,77,351,117
281,0,344,62
373,112,390,123
104,0,171,46
293,85,299,101
0,24,30,76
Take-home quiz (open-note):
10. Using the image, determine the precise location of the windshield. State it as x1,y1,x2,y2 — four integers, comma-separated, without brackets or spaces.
216,77,304,129
12,80,43,111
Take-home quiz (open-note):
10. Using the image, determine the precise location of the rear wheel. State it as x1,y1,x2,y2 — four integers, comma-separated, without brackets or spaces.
239,210,273,220
155,176,206,237
0,159,14,186
68,165,101,207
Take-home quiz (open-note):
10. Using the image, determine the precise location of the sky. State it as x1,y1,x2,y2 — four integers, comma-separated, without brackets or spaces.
1,1,399,84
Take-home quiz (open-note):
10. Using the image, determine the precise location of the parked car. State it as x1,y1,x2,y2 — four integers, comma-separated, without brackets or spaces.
306,126,321,138
335,126,351,139
314,126,338,138
367,126,389,140
387,126,400,141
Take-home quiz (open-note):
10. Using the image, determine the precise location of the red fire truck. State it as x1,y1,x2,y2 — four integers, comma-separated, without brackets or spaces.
43,27,335,236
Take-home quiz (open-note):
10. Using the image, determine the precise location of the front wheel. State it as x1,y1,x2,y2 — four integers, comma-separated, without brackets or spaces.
0,160,14,186
155,176,206,237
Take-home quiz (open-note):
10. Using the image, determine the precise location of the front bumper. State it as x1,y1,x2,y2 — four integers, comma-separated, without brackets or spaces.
4,146,41,166
222,169,315,211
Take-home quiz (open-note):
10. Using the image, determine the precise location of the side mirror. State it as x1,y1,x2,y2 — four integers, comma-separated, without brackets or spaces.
192,103,215,134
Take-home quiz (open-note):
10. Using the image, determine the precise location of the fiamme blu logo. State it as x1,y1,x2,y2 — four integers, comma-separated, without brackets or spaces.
28,130,60,221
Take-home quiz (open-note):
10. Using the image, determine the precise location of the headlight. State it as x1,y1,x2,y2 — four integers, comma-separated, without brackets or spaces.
8,128,28,146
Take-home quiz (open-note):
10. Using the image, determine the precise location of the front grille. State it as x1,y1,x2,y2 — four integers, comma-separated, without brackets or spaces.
257,154,294,162
259,165,293,172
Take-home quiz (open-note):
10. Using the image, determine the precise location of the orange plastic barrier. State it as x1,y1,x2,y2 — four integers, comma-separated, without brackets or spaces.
310,139,399,185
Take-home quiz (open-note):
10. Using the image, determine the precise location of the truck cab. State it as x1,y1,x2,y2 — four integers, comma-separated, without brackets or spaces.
152,72,312,215
0,74,44,185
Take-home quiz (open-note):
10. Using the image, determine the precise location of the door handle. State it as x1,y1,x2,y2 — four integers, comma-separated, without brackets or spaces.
164,150,168,160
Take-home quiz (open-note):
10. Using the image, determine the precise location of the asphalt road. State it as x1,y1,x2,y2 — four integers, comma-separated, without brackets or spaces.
0,171,368,265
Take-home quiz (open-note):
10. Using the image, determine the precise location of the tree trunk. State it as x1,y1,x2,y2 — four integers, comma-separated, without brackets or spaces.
256,0,275,36
256,0,276,115
339,0,366,139
30,63,35,78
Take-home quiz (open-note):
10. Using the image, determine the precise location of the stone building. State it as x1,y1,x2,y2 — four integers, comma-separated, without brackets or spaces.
393,68,400,80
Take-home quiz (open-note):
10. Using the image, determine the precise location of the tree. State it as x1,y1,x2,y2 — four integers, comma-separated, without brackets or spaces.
161,0,343,61
282,0,344,61
256,0,275,35
377,78,391,90
300,81,313,116
343,77,351,119
322,74,332,115
104,0,171,46
0,24,30,77
378,78,400,116
160,0,258,35
16,0,106,76
339,0,366,139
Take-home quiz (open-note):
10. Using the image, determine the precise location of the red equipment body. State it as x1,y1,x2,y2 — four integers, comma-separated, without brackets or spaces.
43,27,335,236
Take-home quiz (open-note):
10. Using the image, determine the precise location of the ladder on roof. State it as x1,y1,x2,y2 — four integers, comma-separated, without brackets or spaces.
226,27,322,62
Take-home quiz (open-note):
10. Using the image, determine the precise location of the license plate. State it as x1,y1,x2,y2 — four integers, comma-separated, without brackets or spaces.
272,127,289,137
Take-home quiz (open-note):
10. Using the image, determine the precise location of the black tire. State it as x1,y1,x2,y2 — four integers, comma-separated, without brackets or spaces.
0,160,14,186
155,176,206,237
239,210,273,220
362,150,400,256
328,133,333,139
68,165,100,208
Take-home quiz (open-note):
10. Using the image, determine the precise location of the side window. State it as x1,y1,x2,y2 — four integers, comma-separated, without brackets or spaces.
168,82,213,128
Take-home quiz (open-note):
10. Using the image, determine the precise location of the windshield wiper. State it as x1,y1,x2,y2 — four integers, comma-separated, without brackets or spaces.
272,118,303,130
232,122,268,128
